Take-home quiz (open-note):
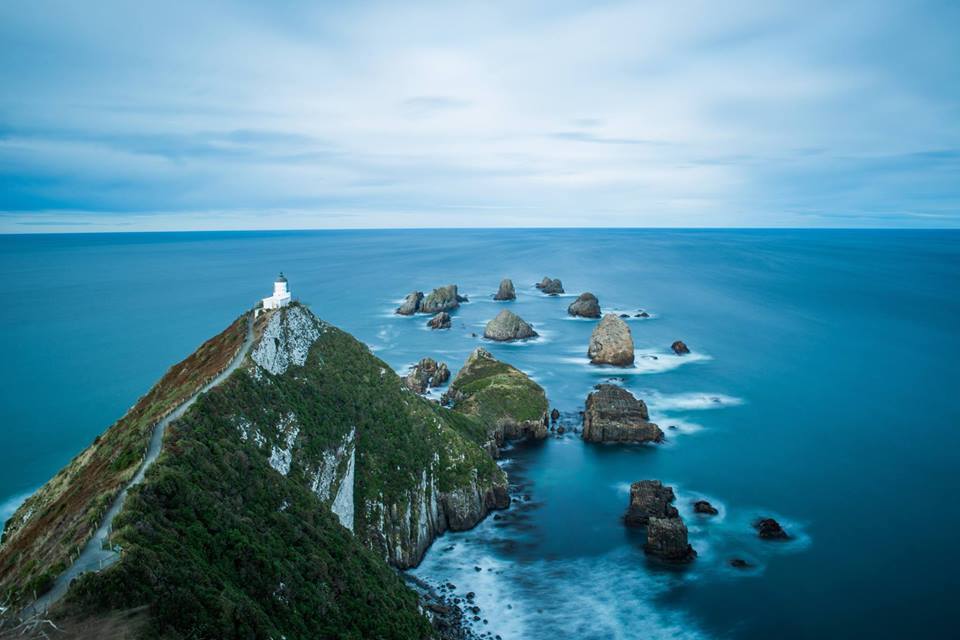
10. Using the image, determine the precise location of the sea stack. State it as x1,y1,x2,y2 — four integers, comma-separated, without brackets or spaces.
396,291,424,315
582,384,663,443
624,480,677,526
588,314,635,366
421,285,467,314
567,292,601,318
483,309,538,341
536,277,564,295
645,517,696,563
493,279,516,301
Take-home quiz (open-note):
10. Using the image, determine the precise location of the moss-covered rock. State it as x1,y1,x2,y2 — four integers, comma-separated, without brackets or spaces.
443,347,548,451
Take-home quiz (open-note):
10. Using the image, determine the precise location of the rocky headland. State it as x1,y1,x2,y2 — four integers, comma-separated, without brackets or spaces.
582,384,663,443
588,314,635,366
442,347,549,454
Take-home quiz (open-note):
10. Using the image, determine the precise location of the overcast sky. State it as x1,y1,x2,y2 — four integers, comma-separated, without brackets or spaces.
1,0,958,231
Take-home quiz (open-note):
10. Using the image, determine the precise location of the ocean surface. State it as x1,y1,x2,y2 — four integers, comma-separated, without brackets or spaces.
1,229,958,638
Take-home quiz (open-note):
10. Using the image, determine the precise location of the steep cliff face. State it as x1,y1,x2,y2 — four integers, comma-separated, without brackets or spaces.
444,347,549,452
2,303,510,638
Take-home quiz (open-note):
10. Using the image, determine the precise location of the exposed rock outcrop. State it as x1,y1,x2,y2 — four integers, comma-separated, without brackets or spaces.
624,480,678,526
483,309,538,341
588,314,635,366
403,358,450,394
443,347,549,452
567,292,601,318
754,517,790,540
645,516,696,563
396,291,424,315
493,279,516,301
550,408,560,423
421,285,467,314
536,277,564,295
693,500,719,515
582,384,663,443
671,340,690,355
427,312,452,330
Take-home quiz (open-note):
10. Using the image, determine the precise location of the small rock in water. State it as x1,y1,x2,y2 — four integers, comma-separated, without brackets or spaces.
493,278,517,301
730,558,752,569
671,340,691,355
551,408,560,423
474,566,482,572
693,500,719,515
668,425,678,430
536,277,564,295
557,425,565,434
619,313,630,318
568,292,601,318
635,310,650,318
754,517,790,540
427,311,452,330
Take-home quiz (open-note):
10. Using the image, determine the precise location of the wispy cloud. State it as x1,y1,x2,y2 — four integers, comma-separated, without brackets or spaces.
0,0,958,231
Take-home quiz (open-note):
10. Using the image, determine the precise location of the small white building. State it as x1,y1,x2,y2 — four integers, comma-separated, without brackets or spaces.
261,272,292,311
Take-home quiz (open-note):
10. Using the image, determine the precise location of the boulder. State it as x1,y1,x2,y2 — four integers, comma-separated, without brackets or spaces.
671,340,690,355
624,480,678,526
588,314,634,366
582,384,663,443
493,279,516,301
396,291,423,315
421,285,466,314
433,362,450,386
693,500,718,515
536,277,564,295
402,358,449,394
427,311,452,330
483,310,538,341
753,518,790,540
567,292,601,318
645,516,696,563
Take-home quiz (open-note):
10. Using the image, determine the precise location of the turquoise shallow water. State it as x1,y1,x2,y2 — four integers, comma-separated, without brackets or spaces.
1,229,958,637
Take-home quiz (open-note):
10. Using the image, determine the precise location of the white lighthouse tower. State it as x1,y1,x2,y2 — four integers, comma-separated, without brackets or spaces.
261,272,292,311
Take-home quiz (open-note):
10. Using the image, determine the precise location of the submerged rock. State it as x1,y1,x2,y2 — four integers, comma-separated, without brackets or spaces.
645,517,696,563
671,340,690,355
403,357,450,394
396,291,423,315
754,518,790,540
567,292,601,318
536,277,564,295
427,311,452,330
588,314,635,366
493,279,516,301
624,480,678,526
582,384,663,443
483,309,538,341
693,500,719,515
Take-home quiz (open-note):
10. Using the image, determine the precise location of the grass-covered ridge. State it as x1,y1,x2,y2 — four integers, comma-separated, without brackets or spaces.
446,347,549,440
9,304,512,637
0,314,249,606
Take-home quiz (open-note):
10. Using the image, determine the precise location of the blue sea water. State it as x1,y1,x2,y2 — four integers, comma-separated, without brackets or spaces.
1,229,958,638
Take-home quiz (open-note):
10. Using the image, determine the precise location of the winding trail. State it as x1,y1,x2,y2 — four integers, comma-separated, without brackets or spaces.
23,312,255,617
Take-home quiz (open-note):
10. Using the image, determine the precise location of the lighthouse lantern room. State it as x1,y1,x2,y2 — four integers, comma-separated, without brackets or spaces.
261,272,292,311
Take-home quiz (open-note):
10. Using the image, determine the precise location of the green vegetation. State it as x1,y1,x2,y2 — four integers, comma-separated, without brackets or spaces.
0,314,249,607
448,348,548,433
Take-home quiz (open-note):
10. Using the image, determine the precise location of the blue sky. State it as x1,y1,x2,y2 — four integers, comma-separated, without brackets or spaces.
1,0,958,231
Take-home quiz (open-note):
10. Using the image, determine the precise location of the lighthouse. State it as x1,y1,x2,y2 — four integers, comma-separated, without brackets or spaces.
261,272,292,310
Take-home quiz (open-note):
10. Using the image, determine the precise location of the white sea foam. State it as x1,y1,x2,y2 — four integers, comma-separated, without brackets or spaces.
0,489,34,529
560,349,710,374
644,391,744,411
